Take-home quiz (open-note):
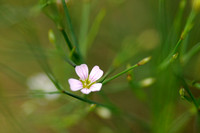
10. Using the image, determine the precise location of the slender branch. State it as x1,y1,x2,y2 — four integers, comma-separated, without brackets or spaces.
59,27,73,50
98,66,115,83
63,54,77,67
159,10,196,70
182,42,200,64
101,57,151,85
30,90,110,108
61,0,80,54
178,76,199,110
102,64,139,85
61,90,110,107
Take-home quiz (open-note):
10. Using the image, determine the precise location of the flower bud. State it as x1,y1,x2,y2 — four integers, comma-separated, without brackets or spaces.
170,53,179,62
127,74,132,82
88,104,96,112
138,56,151,66
172,53,179,59
179,87,185,99
48,29,56,45
126,64,133,81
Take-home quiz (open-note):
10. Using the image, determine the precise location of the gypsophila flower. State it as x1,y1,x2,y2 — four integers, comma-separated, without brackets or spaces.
68,64,103,94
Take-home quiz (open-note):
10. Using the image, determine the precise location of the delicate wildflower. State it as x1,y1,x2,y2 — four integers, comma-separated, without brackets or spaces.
68,64,103,94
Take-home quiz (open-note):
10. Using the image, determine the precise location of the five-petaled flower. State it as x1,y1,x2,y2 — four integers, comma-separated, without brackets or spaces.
68,64,103,94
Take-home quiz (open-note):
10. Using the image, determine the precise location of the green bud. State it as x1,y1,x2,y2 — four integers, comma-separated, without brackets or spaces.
88,104,96,112
126,64,133,81
48,29,56,45
170,53,179,62
172,53,179,59
179,88,185,99
137,56,151,66
127,74,132,82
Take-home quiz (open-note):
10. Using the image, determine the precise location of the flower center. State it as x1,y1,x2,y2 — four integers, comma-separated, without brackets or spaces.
81,78,95,89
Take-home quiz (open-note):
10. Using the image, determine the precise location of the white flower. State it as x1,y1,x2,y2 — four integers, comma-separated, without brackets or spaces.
68,64,103,94
27,73,60,100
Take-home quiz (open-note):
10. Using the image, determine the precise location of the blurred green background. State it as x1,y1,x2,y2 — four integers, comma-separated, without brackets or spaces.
1,0,200,133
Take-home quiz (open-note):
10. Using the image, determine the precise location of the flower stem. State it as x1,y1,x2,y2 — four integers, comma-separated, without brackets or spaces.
61,90,108,107
61,0,81,58
179,76,199,110
98,66,115,83
159,9,196,70
182,42,200,64
59,27,73,51
102,57,151,85
102,64,139,85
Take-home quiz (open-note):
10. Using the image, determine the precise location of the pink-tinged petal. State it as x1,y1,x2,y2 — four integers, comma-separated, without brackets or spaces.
68,78,83,91
75,64,89,80
90,83,102,92
89,66,103,82
81,88,91,94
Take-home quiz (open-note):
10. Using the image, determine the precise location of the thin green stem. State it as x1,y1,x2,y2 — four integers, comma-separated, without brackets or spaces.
59,26,82,64
30,90,109,107
182,42,200,64
159,10,196,70
59,27,73,50
55,48,77,67
49,29,77,67
79,1,90,45
61,0,80,54
83,8,106,56
102,64,139,85
159,39,182,69
56,46,77,67
61,90,109,107
158,0,167,38
173,0,187,36
98,66,115,83
63,55,77,67
30,91,61,95
179,77,199,110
